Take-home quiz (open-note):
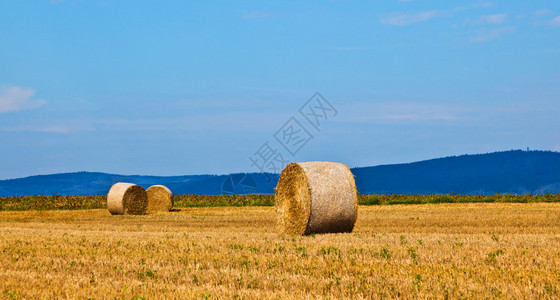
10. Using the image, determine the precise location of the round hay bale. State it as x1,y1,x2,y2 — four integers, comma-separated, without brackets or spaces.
146,185,173,213
275,161,358,235
107,182,148,215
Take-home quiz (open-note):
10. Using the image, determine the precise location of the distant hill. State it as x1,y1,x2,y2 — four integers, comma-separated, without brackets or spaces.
354,150,560,194
0,150,559,196
0,172,279,197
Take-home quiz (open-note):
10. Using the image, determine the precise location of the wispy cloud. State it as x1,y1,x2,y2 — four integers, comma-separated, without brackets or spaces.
469,26,515,43
379,10,442,26
340,102,474,124
0,85,46,113
455,2,493,11
551,16,560,26
534,9,552,17
0,125,72,133
379,3,501,27
0,119,95,133
479,13,507,24
92,111,285,133
339,101,526,125
473,2,493,8
380,112,459,122
243,11,270,19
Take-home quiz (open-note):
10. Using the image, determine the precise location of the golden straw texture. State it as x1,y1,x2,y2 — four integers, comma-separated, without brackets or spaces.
107,182,148,215
275,161,358,235
146,185,173,213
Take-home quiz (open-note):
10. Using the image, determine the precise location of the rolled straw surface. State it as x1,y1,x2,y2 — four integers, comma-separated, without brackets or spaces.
146,185,173,213
107,182,148,215
275,161,358,235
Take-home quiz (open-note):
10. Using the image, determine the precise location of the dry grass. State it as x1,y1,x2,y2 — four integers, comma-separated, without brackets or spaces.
1,203,560,299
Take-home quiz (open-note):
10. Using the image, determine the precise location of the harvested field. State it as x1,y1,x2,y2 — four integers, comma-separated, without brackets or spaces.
1,203,560,298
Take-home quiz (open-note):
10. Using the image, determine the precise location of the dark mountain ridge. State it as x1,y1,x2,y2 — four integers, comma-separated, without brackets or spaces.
1,150,559,196
0,172,279,197
353,150,560,194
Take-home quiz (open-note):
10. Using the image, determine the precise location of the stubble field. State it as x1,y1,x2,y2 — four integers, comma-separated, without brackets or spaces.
1,203,560,299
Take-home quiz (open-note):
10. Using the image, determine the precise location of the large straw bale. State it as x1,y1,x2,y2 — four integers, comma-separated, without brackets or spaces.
275,161,358,235
107,182,148,215
146,185,173,213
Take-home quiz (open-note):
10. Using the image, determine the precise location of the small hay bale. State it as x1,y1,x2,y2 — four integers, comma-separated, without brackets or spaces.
146,185,173,213
275,161,358,235
107,182,148,215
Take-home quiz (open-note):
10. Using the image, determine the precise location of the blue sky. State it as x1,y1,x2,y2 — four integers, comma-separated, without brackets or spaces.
0,0,559,179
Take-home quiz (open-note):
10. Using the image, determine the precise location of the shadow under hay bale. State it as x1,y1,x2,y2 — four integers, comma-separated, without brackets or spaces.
146,185,173,213
107,182,148,215
275,161,358,235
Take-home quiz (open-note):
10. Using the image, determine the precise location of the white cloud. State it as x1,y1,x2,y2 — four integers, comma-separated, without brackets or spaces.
0,85,46,113
379,10,442,26
479,13,507,24
555,144,560,152
551,16,560,26
469,26,515,43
